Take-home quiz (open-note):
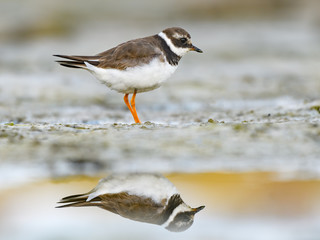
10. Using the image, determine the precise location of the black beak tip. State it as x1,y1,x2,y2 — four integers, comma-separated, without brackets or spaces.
191,45,203,53
193,205,205,213
199,205,205,211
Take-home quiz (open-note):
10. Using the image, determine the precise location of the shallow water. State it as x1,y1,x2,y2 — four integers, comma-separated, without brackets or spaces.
1,173,320,240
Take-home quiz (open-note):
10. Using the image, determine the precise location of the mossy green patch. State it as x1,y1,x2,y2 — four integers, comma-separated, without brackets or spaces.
233,123,248,131
310,106,320,114
208,118,218,124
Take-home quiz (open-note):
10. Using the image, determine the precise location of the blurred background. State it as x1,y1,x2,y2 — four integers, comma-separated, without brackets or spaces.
1,0,320,239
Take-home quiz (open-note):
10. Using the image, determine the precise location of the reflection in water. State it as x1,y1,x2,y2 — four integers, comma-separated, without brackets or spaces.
57,173,205,232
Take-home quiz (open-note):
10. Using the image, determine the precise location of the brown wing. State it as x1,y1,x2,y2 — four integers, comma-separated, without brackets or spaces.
98,193,166,225
57,192,167,225
54,35,163,70
96,36,164,70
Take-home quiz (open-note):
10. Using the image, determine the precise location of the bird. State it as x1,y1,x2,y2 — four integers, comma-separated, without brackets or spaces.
54,27,202,123
56,173,205,232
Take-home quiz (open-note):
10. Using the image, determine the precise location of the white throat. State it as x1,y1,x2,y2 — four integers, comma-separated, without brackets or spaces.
162,203,191,228
158,32,189,57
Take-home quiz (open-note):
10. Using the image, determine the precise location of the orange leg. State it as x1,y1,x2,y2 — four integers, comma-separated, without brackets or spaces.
123,92,141,124
130,90,141,123
124,93,134,116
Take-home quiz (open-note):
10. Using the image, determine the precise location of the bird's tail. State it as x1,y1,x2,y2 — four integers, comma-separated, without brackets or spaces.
54,55,100,69
56,192,101,208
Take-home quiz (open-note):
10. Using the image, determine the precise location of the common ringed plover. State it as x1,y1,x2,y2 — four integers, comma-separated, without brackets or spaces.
54,27,202,123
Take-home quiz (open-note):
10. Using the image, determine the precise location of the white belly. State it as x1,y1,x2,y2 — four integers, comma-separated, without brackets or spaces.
85,58,178,94
87,173,178,204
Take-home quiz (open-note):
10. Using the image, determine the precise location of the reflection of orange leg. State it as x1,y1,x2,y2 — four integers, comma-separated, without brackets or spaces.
130,90,141,123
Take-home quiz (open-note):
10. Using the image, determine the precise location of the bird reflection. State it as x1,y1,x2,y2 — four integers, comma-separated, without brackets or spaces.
57,173,204,232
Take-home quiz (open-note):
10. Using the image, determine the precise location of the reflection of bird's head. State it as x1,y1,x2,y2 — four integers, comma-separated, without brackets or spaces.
163,202,205,232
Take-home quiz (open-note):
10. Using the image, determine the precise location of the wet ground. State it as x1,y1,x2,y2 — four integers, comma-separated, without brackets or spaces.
1,19,320,183
1,0,320,239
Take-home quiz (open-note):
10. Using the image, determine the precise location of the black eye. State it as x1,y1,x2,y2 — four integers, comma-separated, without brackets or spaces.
180,38,187,43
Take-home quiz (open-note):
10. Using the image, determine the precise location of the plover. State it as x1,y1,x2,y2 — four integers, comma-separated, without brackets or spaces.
54,27,202,123
57,173,204,232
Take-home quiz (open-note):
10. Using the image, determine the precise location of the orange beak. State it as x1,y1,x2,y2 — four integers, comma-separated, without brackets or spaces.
190,45,203,53
192,205,205,213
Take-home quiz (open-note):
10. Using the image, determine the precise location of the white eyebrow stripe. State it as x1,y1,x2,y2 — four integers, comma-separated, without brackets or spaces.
173,33,184,38
158,32,190,57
